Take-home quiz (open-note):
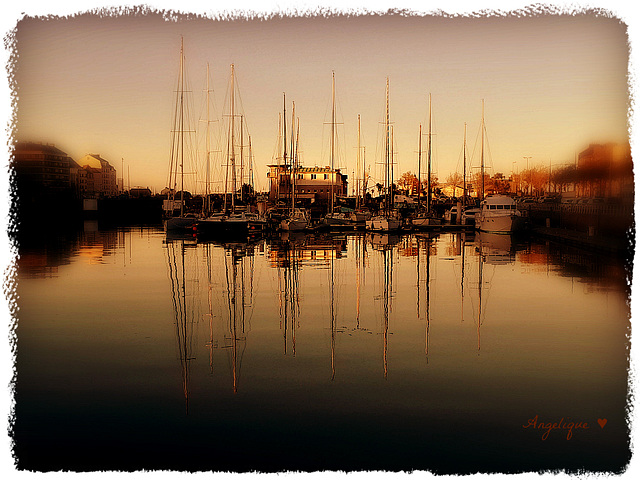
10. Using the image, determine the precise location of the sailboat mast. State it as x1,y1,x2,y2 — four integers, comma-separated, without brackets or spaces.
283,93,287,204
240,115,244,203
385,77,390,214
205,62,211,215
357,114,361,209
249,135,254,192
427,93,432,214
463,123,467,205
417,123,422,208
179,37,185,217
331,71,336,213
391,125,395,214
291,102,296,211
230,64,236,213
481,99,485,201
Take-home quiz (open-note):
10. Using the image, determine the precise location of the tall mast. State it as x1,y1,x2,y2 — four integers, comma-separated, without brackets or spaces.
179,37,185,217
385,77,390,214
230,63,236,213
391,125,395,212
363,146,366,200
331,71,336,213
283,93,287,204
481,99,485,201
427,93,432,214
463,123,467,205
276,113,282,201
249,135,254,192
205,62,211,215
283,93,287,168
291,102,296,211
357,114,361,209
240,115,244,203
417,124,422,208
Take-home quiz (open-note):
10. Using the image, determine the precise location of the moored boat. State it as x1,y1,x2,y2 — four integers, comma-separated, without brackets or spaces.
475,194,522,233
281,208,310,231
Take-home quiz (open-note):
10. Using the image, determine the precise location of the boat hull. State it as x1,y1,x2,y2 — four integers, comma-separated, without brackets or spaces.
197,215,266,237
165,216,198,232
323,213,353,228
280,219,308,231
366,216,401,232
411,215,442,229
475,213,521,233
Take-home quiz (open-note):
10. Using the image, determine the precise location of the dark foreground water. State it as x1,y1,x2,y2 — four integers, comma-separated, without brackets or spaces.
12,224,632,473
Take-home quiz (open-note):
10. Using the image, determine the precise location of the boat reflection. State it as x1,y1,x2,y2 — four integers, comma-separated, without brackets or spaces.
158,226,620,398
475,231,515,264
272,235,302,356
166,236,258,404
470,232,516,353
165,236,199,413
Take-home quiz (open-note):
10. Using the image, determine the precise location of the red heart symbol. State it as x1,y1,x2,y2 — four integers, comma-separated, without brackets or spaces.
597,419,607,428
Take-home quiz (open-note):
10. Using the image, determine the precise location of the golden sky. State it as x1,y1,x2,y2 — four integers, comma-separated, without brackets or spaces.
8,3,633,193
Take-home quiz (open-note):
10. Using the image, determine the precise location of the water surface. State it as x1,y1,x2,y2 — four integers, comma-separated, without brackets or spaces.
13,225,631,473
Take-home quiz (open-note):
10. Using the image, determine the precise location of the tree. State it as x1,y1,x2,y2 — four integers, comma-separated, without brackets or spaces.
445,172,463,196
397,171,419,195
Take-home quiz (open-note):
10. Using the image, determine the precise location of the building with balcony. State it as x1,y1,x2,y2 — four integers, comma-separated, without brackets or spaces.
267,164,348,204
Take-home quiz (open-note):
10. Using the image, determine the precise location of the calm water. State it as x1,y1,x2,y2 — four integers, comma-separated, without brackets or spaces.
13,223,631,473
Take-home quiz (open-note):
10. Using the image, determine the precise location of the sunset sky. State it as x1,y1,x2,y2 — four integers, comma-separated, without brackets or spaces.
4,2,634,194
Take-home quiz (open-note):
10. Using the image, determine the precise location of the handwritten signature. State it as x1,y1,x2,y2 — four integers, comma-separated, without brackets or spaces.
523,415,592,440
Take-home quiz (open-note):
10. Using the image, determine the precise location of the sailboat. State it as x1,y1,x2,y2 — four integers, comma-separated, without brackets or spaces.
165,38,198,233
412,94,442,229
459,123,481,226
197,64,266,237
323,72,353,228
473,100,522,234
350,114,372,226
280,97,310,232
366,77,401,232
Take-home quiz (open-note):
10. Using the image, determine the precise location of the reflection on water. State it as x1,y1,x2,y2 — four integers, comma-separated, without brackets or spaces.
13,227,631,473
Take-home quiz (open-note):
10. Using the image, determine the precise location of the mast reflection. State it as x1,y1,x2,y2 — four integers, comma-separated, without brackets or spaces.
165,236,198,413
370,232,396,379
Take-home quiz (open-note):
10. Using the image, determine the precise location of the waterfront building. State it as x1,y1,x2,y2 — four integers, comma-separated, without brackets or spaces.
575,142,632,201
13,142,73,190
76,154,118,198
267,164,348,204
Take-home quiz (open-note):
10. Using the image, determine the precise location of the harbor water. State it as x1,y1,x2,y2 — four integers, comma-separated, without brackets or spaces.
12,224,631,473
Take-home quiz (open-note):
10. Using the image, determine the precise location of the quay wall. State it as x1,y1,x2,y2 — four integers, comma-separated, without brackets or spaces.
520,203,633,238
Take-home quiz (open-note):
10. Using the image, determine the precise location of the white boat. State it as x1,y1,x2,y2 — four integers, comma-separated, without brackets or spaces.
461,207,480,226
350,210,371,223
472,101,521,234
444,205,460,223
475,195,522,233
281,208,309,231
411,212,441,228
366,214,401,232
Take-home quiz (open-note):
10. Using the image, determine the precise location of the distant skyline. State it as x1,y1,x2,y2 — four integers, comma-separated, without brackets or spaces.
8,4,633,194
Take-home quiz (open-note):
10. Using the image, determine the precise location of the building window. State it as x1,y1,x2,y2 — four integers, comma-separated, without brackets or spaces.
311,174,317,180
324,174,329,180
